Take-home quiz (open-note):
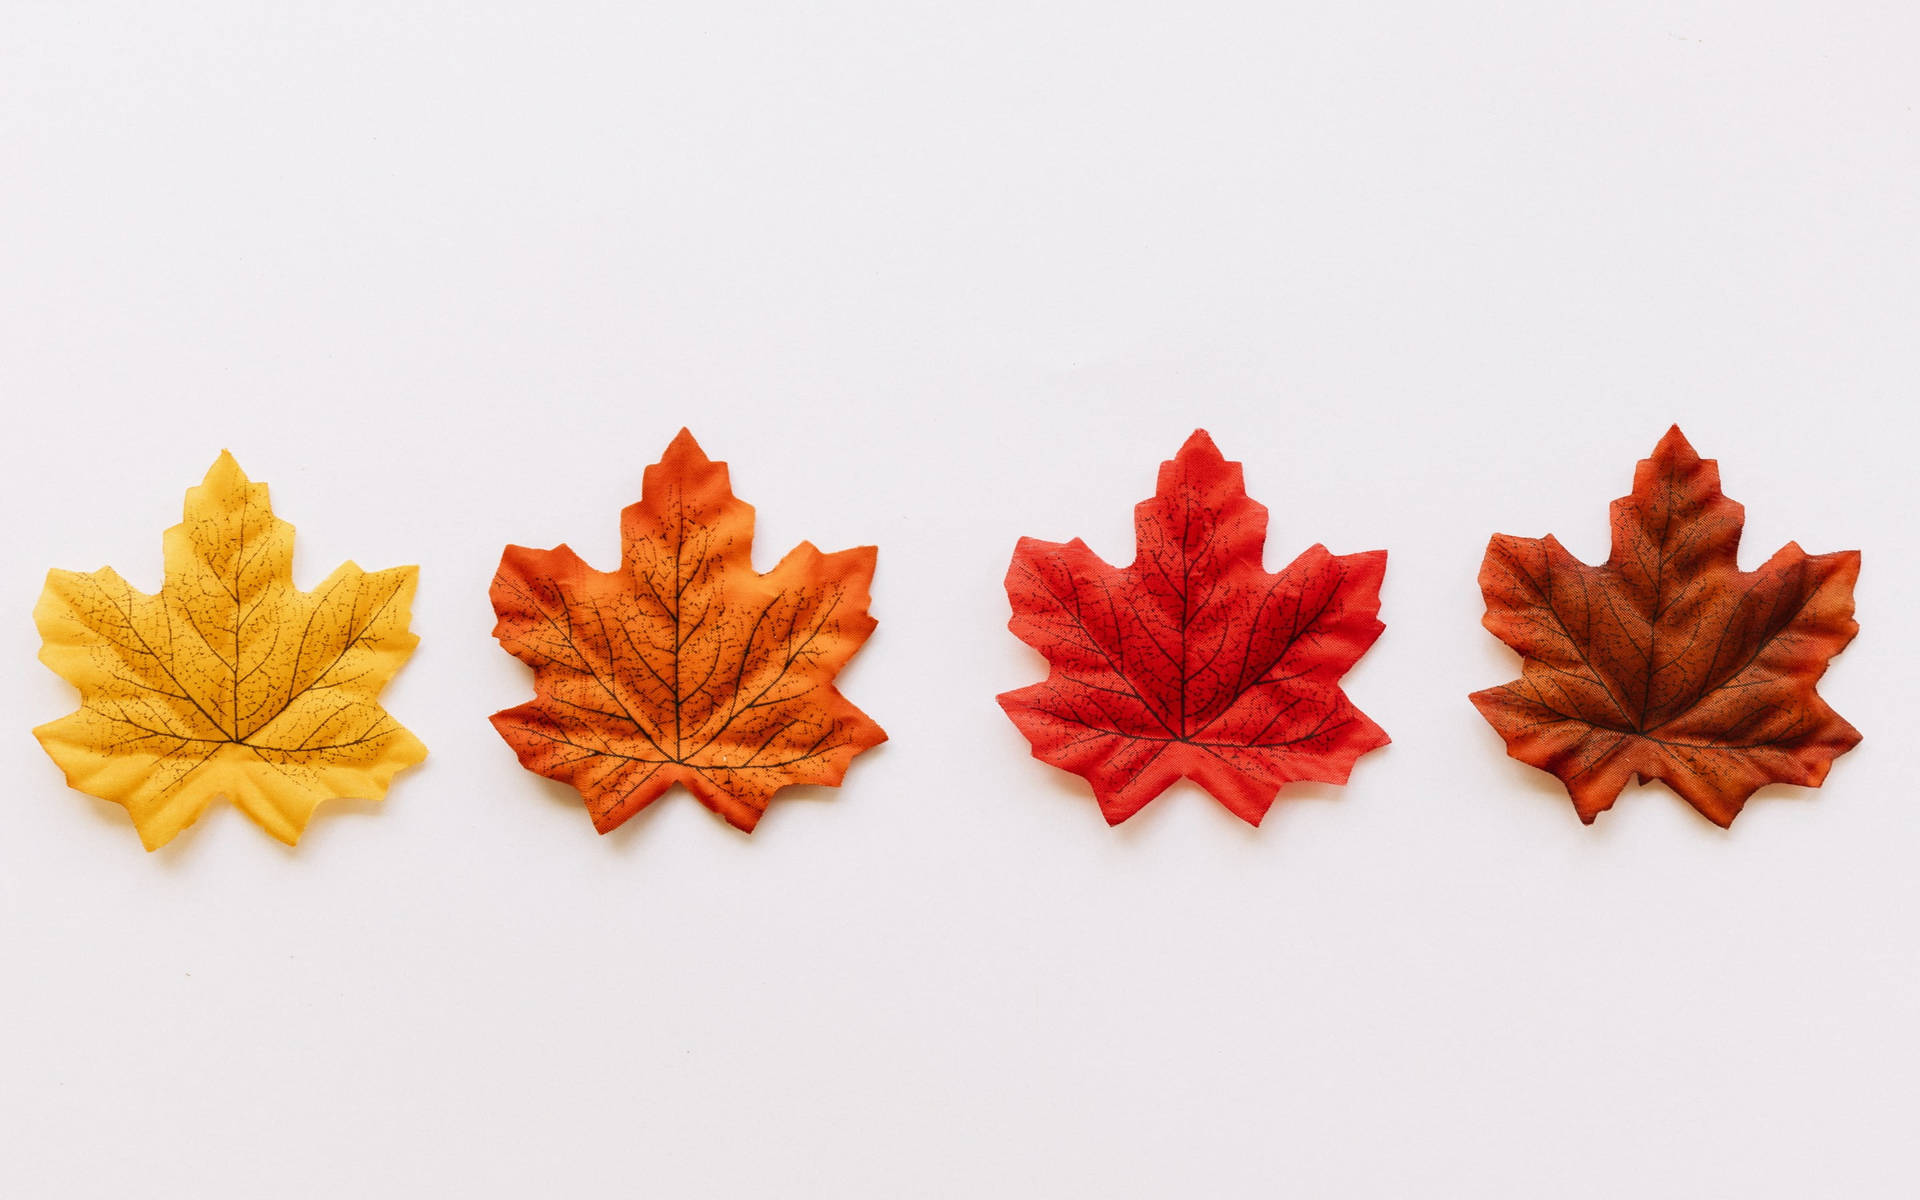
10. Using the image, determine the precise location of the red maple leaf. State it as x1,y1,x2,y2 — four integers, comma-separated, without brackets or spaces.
997,430,1389,825
1471,426,1861,827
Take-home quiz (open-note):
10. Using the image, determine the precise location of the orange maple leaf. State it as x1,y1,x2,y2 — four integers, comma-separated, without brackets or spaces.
1471,427,1861,827
489,430,886,833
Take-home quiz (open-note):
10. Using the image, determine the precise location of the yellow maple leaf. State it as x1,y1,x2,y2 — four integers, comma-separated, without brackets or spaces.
34,452,427,850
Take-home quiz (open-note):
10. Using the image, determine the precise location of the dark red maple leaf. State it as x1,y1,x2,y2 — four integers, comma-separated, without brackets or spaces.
997,430,1389,825
1471,426,1861,827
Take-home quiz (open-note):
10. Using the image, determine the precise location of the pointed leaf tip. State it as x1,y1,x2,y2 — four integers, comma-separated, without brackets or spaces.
204,449,248,488
1176,428,1223,462
1652,424,1700,462
658,428,719,475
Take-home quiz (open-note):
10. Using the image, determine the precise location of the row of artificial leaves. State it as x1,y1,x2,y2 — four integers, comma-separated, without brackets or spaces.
33,427,1858,849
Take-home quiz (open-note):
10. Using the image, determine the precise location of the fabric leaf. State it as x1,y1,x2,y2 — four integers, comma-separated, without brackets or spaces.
34,452,427,850
998,430,1389,825
489,429,885,834
1471,426,1861,827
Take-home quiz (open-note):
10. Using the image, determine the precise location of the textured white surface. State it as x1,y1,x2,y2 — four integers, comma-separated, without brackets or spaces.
1,4,1915,1196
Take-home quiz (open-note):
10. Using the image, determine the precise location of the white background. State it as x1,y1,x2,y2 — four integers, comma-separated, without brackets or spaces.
2,3,1916,1196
